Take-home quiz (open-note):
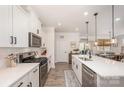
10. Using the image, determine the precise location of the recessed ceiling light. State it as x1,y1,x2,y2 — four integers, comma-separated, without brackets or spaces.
75,27,79,31
58,22,62,26
115,18,121,21
84,12,88,16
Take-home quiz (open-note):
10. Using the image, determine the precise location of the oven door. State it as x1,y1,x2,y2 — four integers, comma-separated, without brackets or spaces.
39,63,48,86
29,32,41,47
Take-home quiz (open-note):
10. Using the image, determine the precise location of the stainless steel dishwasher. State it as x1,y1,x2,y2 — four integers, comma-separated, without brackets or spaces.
82,64,97,87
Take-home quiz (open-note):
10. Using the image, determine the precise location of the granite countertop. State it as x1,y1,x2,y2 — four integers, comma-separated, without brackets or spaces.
73,55,124,77
0,63,39,87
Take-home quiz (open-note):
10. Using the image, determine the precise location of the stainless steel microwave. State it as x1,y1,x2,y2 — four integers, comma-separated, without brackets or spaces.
29,32,41,47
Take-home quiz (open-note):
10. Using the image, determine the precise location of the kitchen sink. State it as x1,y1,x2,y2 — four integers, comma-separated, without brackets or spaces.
79,57,93,61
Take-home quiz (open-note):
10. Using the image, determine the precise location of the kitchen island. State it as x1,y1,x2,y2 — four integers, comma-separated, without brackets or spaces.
72,55,124,87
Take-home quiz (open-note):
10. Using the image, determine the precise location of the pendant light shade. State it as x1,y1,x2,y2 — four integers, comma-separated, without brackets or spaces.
94,13,98,46
94,41,98,46
111,5,117,44
111,37,117,44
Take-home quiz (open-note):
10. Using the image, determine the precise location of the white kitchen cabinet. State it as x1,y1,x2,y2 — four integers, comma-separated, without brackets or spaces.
76,60,82,85
29,65,39,87
41,29,47,47
72,56,82,85
72,56,76,73
37,19,42,35
11,65,39,87
13,6,29,47
47,56,52,72
11,73,29,87
29,12,42,36
0,6,13,47
0,5,44,48
0,5,29,47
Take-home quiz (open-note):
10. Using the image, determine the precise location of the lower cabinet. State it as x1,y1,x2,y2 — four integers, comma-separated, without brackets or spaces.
11,74,29,87
72,56,82,85
76,61,82,85
29,66,39,87
11,65,39,87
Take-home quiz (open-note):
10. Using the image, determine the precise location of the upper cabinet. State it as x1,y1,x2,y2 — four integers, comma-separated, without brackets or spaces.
0,6,29,47
29,12,42,36
0,5,44,48
13,6,29,47
0,6,13,47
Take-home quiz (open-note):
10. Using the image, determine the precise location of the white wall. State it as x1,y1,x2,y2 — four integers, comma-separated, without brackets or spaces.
55,31,80,62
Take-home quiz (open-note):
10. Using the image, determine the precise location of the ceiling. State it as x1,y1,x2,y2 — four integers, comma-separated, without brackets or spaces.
31,5,124,39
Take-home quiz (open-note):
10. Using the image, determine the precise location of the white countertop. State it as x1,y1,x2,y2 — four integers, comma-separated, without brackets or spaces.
0,63,39,87
73,55,124,77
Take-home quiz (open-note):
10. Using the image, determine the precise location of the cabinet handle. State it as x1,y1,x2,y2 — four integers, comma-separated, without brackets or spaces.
10,36,13,44
33,69,38,73
14,37,17,44
27,82,32,87
30,82,32,87
37,29,39,34
76,65,78,69
27,84,30,87
18,82,23,87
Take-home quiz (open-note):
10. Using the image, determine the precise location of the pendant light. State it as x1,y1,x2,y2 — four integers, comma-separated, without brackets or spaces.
109,31,112,50
111,5,117,44
85,21,89,48
86,21,89,44
94,13,98,46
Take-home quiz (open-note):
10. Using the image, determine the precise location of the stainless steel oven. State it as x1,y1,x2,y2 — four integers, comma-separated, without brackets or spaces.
19,52,48,87
29,32,41,47
39,62,48,87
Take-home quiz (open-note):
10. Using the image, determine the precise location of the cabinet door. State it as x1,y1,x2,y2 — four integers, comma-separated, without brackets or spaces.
47,57,51,72
72,57,76,73
29,12,42,35
72,57,82,85
11,74,29,87
36,19,42,35
29,66,39,87
13,6,29,47
0,6,13,47
72,58,74,70
76,60,82,85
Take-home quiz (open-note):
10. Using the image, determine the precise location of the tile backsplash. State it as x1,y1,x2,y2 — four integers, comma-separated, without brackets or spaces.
0,47,43,68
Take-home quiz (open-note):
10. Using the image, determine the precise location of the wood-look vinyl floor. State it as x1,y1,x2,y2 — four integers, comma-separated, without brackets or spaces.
44,62,72,87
